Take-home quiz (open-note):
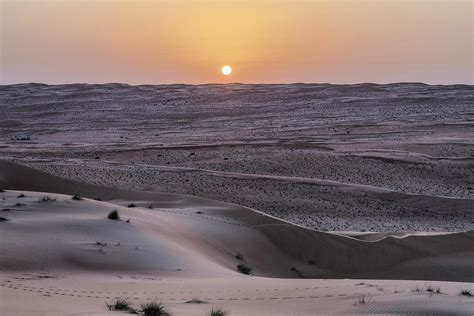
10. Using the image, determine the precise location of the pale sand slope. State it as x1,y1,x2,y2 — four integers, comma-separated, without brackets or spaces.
1,160,473,315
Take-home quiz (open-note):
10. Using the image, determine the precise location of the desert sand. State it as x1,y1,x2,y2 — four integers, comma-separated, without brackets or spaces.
1,83,473,315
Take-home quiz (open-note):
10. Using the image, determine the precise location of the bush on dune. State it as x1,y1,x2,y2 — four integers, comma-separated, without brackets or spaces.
460,289,473,297
209,307,227,316
39,196,56,202
107,210,120,220
140,301,170,316
237,263,252,275
71,194,82,200
106,298,132,311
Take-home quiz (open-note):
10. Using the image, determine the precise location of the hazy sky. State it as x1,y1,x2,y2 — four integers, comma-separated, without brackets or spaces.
1,0,473,84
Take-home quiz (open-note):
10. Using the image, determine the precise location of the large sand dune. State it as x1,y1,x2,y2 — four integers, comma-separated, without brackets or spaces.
1,160,474,315
1,160,473,282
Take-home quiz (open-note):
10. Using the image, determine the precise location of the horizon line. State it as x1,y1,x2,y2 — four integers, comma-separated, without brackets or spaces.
2,81,473,87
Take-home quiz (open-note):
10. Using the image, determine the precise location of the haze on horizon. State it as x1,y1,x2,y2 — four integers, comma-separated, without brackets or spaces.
1,0,473,85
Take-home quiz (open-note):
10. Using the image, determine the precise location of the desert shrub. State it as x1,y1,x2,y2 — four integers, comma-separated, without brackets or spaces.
140,301,170,316
355,294,373,305
106,298,131,311
71,195,82,201
209,307,227,316
237,263,252,275
39,196,56,202
0,189,4,193
15,203,23,207
107,210,120,220
128,203,136,208
17,194,25,198
0,217,9,221
460,289,473,297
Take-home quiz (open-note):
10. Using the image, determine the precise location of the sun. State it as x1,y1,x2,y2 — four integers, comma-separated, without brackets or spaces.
221,65,232,76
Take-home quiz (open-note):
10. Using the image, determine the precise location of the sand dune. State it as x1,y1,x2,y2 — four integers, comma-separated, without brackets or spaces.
1,160,473,282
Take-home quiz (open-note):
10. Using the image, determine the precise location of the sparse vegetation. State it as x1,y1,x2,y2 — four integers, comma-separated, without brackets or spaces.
17,194,25,198
0,217,9,221
0,189,4,193
107,210,120,220
355,294,371,305
14,203,23,207
148,204,153,209
39,196,56,202
96,241,107,246
140,301,170,316
460,289,473,297
208,307,227,316
106,298,132,311
235,253,243,260
71,195,82,201
128,203,136,208
237,263,252,275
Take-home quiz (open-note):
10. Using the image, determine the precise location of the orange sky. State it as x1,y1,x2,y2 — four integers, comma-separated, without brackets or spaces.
1,0,472,84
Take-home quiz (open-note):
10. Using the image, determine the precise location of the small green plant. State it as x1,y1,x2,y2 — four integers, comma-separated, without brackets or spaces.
237,263,252,275
128,203,136,208
17,194,25,198
140,301,170,316
209,307,227,316
460,289,473,297
107,210,120,220
106,298,132,311
71,195,82,201
39,196,56,202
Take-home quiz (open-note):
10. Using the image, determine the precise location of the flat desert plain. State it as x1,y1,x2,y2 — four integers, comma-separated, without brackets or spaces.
0,83,473,315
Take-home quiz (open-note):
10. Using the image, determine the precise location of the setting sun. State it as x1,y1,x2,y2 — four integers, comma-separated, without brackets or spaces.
221,65,232,76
